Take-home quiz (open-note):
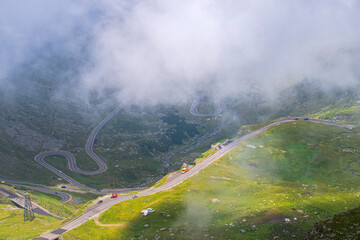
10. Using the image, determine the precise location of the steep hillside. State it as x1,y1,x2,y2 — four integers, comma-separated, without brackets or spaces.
0,184,97,240
0,57,242,188
0,84,240,189
62,121,360,240
304,206,360,240
1,75,359,190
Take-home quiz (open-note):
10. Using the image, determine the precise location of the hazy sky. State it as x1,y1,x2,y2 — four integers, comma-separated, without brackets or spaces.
1,0,359,104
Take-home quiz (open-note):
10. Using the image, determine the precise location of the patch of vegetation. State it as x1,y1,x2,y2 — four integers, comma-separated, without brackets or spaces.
311,100,360,124
237,118,285,136
193,140,228,165
39,104,237,189
0,194,11,205
0,203,62,240
3,77,360,191
160,111,199,145
25,190,97,218
304,206,360,239
63,121,360,240
196,96,217,115
152,173,171,188
0,185,98,240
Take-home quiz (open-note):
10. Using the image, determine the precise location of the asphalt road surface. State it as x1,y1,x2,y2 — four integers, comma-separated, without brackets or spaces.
34,102,127,191
11,197,61,219
190,95,222,117
0,186,61,219
34,95,221,192
0,185,18,198
36,118,357,240
17,185,73,203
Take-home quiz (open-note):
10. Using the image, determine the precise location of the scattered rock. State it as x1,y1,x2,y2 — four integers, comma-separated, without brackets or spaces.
343,148,355,153
211,199,220,203
246,144,256,149
144,224,149,228
210,176,231,181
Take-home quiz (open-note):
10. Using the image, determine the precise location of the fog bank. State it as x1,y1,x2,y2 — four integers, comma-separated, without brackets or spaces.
1,0,359,105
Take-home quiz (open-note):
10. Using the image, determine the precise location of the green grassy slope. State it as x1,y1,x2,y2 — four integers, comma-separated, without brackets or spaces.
2,78,359,190
62,121,360,240
0,185,98,240
304,206,360,239
0,190,63,240
0,93,239,189
0,204,61,240
35,104,239,189
310,94,360,124
27,190,97,218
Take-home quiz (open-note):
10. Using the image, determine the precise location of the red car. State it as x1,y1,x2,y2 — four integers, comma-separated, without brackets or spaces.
294,118,299,120
110,193,118,198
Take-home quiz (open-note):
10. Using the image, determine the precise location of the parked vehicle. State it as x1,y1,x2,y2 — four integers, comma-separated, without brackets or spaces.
132,195,138,199
111,193,118,198
181,168,189,174
61,186,66,189
304,118,309,120
294,118,299,120
97,200,103,204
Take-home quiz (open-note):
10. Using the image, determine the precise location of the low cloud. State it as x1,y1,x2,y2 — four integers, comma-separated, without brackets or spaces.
1,0,359,105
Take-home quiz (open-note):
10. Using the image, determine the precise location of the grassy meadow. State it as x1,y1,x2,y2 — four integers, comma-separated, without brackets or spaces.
0,192,62,240
63,121,360,239
0,185,98,240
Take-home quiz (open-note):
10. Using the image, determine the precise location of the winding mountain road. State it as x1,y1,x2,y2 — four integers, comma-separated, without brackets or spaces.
0,185,61,219
36,118,357,240
164,95,232,168
34,102,127,191
35,95,222,193
190,95,222,117
36,96,222,192
17,185,73,203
